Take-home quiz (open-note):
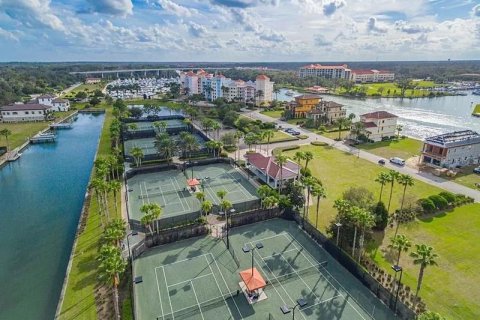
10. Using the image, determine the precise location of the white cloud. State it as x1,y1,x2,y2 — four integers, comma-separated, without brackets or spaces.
0,27,18,41
314,34,331,46
86,0,133,16
1,0,65,31
472,4,480,18
394,20,434,34
157,0,197,17
322,0,346,16
367,17,388,33
187,22,208,37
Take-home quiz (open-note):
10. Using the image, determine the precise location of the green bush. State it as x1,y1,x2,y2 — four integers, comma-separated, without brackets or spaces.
311,141,328,146
418,198,436,214
300,167,311,177
223,145,237,152
298,135,308,139
219,151,228,158
454,194,474,206
428,194,448,210
273,145,300,155
372,201,389,230
438,191,456,204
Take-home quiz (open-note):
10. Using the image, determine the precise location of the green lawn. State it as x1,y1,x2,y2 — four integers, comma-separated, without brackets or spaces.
260,109,283,118
59,105,122,320
357,138,423,160
370,204,480,319
319,129,349,140
64,82,107,98
0,111,76,150
281,144,442,232
448,166,480,189
260,130,298,144
336,82,447,98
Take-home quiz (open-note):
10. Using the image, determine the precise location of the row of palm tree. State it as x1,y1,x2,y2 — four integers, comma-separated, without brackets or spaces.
201,118,222,139
388,234,438,302
140,203,162,235
243,129,275,154
205,140,223,158
97,219,127,320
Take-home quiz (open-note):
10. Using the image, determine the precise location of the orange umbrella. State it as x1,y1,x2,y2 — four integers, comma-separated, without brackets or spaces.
187,178,200,187
239,268,266,292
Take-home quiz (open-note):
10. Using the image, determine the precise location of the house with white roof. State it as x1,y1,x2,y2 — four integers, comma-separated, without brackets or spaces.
34,94,70,111
244,152,300,189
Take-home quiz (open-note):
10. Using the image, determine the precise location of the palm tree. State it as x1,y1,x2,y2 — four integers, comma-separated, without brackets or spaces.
201,200,213,216
273,86,280,100
350,122,365,141
388,234,411,266
127,123,138,131
387,170,400,213
140,203,162,235
396,124,403,139
91,178,108,225
108,180,122,216
357,209,375,261
97,249,127,320
375,172,391,202
212,122,221,140
397,174,414,212
293,151,305,179
0,128,12,151
244,132,258,151
255,89,264,106
263,195,278,211
155,133,175,162
334,117,351,140
220,199,232,213
410,244,439,300
257,185,273,204
217,190,227,200
310,183,326,228
301,176,317,224
131,147,143,167
349,206,362,258
153,121,167,133
303,151,313,171
195,192,205,203
103,219,126,247
262,130,275,155
234,131,243,162
275,153,288,192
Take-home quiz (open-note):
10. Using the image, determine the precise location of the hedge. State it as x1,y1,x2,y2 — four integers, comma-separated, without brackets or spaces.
418,198,436,213
311,141,328,146
428,194,449,210
273,145,300,155
438,191,456,204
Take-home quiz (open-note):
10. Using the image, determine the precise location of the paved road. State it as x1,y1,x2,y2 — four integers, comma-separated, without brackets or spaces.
241,109,480,202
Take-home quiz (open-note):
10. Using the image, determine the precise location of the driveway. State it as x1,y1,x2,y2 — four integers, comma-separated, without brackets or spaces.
240,109,480,202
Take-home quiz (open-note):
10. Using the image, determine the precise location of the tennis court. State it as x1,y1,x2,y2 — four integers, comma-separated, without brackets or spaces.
133,219,397,320
125,119,187,132
126,163,259,223
124,133,207,158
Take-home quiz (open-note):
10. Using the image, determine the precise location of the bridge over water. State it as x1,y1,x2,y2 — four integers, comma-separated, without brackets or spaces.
70,67,232,78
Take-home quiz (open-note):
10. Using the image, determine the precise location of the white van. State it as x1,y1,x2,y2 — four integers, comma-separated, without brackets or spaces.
390,157,406,166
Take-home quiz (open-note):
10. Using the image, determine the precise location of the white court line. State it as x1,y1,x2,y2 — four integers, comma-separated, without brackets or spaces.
203,255,235,319
154,267,165,319
225,171,251,199
143,182,150,203
300,294,343,312
161,266,175,318
170,177,188,212
206,253,242,319
157,183,169,209
139,182,145,206
190,281,205,320
278,252,320,302
281,233,369,320
167,273,214,288
259,248,298,260
246,239,306,320
246,232,290,247
154,254,210,269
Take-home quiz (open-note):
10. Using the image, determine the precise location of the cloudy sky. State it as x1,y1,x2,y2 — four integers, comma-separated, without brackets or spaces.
0,0,479,62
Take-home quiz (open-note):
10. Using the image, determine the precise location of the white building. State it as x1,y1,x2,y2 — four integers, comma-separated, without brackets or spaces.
421,130,480,168
35,94,70,111
85,78,102,84
358,111,398,142
1,104,50,122
180,70,274,105
298,64,352,79
350,69,395,83
245,153,300,189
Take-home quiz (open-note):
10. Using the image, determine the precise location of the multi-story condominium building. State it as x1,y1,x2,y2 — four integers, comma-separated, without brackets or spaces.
350,69,395,83
358,111,398,142
307,101,346,124
286,94,322,118
0,103,50,122
298,64,351,79
420,130,480,168
180,71,273,105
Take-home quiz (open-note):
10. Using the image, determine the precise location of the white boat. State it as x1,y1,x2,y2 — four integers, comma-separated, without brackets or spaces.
285,90,294,96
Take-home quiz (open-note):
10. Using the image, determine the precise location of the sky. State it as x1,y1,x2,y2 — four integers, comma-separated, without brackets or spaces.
0,0,479,62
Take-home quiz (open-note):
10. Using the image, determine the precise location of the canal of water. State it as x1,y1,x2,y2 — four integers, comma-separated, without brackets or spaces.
0,113,104,320
278,89,480,139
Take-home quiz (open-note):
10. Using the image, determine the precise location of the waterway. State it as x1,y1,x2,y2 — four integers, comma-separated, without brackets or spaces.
278,89,480,140
0,113,104,320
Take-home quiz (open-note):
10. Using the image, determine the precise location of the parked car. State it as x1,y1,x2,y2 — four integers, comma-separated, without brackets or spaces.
390,157,406,166
284,128,294,133
378,159,386,165
291,131,301,136
473,167,480,174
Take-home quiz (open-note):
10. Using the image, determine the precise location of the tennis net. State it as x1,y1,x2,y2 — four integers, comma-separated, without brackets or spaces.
265,261,328,287
157,292,235,320
138,189,185,199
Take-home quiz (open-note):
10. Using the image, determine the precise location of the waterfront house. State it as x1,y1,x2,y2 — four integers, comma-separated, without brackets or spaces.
51,98,70,111
356,111,398,142
0,103,50,122
306,100,346,125
245,153,300,189
31,95,70,112
286,94,322,118
421,130,480,168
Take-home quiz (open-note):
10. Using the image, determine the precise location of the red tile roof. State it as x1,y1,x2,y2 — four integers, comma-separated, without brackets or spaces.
256,74,269,80
351,69,375,75
361,111,398,119
295,94,322,100
245,153,299,180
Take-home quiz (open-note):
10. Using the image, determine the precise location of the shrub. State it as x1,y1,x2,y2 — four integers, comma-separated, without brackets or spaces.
300,167,311,177
428,195,448,210
298,135,308,139
418,198,436,214
223,145,237,152
454,194,474,206
219,151,228,158
311,141,328,146
438,191,456,204
372,201,389,230
273,145,299,155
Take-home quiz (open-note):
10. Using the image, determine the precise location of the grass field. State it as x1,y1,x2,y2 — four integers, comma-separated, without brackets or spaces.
260,130,298,144
59,105,122,320
281,144,442,232
447,165,480,189
64,82,107,98
260,109,283,118
319,129,349,140
336,82,446,98
357,138,423,160
370,204,480,319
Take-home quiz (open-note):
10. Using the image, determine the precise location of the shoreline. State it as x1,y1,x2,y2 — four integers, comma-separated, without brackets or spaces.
54,112,105,319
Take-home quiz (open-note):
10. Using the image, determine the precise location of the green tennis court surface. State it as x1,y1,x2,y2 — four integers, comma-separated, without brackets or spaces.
133,219,397,320
126,119,187,132
124,133,207,157
127,163,259,222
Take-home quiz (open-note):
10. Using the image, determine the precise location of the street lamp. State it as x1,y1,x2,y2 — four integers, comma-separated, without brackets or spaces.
335,222,342,246
282,298,307,320
242,242,264,275
225,208,235,249
125,230,138,261
391,265,403,314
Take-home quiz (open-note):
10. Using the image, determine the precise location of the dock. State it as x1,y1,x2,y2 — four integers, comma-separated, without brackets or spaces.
50,123,73,129
30,132,57,144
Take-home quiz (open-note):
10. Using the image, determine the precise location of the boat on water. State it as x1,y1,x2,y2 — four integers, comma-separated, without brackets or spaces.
285,90,294,96
473,90,480,95
30,131,57,143
456,92,468,96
